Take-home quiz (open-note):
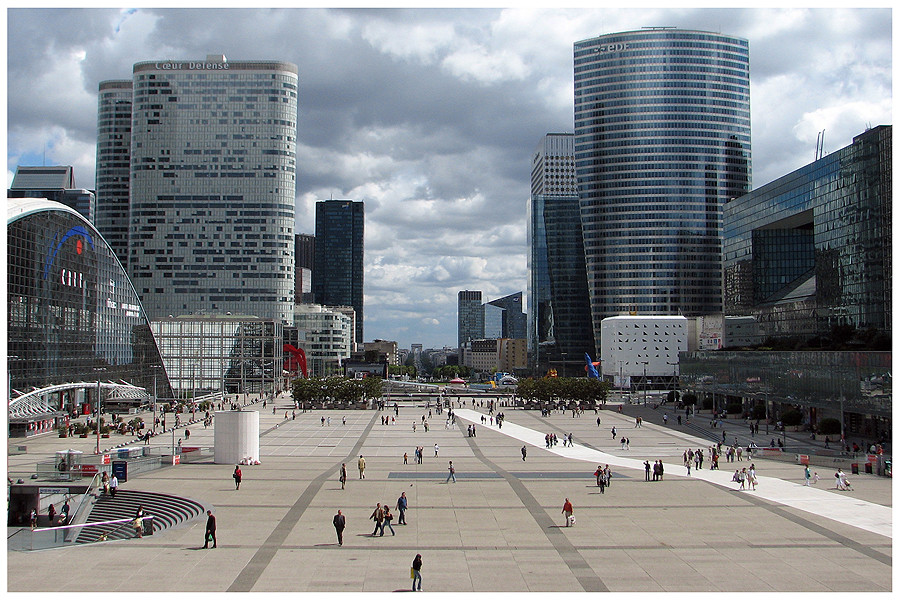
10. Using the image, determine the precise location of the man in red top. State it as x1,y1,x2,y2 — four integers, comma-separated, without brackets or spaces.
561,498,574,526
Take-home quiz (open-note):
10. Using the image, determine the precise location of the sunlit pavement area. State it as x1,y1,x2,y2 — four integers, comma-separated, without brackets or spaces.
7,393,892,592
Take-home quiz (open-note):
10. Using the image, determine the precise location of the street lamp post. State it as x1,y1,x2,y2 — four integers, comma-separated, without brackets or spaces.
640,362,649,405
96,378,101,455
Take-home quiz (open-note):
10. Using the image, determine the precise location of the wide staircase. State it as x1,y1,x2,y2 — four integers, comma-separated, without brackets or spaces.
75,489,205,544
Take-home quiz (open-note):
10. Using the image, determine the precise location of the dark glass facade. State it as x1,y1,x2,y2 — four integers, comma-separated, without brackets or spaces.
724,126,891,338
7,198,173,400
574,29,751,343
680,350,891,439
485,292,527,340
313,200,365,344
528,134,595,372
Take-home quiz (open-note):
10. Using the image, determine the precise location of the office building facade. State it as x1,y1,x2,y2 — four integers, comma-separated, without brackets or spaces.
457,290,484,349
98,55,298,324
724,126,891,340
574,29,751,347
528,133,595,373
151,314,283,397
485,292,527,341
94,79,134,268
313,200,364,344
294,233,315,303
291,303,353,377
8,166,95,224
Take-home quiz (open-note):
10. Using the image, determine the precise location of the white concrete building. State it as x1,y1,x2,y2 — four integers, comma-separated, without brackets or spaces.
600,316,687,389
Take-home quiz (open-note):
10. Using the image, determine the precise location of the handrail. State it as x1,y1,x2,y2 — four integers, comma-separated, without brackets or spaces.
69,472,101,526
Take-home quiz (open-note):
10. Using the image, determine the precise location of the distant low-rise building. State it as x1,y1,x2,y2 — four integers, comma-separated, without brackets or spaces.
291,304,352,377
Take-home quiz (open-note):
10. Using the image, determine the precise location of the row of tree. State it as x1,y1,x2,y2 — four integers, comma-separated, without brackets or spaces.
515,377,610,405
292,376,384,405
431,365,472,380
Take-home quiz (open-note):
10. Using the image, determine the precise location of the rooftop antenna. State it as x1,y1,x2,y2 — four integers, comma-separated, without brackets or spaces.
815,130,826,161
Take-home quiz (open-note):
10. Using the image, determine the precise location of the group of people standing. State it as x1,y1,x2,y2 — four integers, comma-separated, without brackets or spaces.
644,460,665,481
594,465,612,492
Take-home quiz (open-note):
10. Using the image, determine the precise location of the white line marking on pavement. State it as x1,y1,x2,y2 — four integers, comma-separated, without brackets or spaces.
454,409,891,539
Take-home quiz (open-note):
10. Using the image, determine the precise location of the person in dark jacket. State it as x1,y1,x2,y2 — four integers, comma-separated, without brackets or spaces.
203,510,217,548
411,553,423,591
332,510,346,546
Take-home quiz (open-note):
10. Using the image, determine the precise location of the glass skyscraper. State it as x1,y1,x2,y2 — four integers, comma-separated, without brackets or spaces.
528,133,594,372
97,55,298,324
313,200,365,345
724,125,891,339
574,29,751,347
457,290,483,349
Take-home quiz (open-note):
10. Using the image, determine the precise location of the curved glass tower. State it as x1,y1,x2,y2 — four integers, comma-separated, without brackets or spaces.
574,29,751,345
7,198,173,397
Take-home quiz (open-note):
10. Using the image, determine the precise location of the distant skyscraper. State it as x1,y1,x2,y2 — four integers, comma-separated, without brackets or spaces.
313,200,364,344
295,233,315,303
457,290,484,348
528,133,595,371
94,79,133,268
8,166,95,224
574,29,751,348
485,292,527,340
99,55,298,323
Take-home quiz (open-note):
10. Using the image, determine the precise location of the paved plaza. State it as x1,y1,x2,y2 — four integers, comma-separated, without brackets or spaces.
7,394,892,593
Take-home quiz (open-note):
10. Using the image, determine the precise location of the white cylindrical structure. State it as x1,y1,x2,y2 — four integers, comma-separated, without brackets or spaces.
214,410,260,465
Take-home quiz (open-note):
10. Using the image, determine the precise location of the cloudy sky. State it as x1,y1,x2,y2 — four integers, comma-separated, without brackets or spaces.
6,5,892,349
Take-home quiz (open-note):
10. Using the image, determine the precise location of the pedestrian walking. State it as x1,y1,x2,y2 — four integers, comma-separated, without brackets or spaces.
29,508,37,530
403,452,408,465
358,455,366,479
203,510,217,548
397,491,408,525
370,502,386,535
133,505,144,538
233,465,242,490
521,445,527,461
804,465,811,486
333,509,346,545
434,443,439,457
339,463,347,490
445,461,456,483
48,503,56,524
411,553,423,591
611,426,617,439
561,498,574,526
382,505,396,536
109,474,119,497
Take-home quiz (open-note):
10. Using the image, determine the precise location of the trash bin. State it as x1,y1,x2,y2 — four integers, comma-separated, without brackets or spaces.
864,462,873,474
850,463,859,475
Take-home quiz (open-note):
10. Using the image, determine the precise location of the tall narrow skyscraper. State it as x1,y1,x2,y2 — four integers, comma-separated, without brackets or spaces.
457,290,484,349
94,79,133,268
528,133,595,372
574,29,751,346
313,200,365,345
98,55,299,324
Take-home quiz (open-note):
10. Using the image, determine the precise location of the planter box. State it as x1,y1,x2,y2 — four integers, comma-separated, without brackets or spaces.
79,433,88,438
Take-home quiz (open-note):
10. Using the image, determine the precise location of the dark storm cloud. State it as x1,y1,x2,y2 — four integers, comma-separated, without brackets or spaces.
6,7,892,348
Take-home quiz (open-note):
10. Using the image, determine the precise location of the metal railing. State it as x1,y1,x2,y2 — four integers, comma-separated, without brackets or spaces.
10,516,155,551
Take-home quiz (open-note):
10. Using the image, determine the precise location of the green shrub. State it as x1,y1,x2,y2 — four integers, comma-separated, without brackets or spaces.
816,417,842,435
726,402,743,414
781,408,803,427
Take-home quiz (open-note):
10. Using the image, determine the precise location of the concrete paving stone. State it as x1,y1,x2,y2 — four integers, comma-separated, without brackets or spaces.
7,398,892,592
